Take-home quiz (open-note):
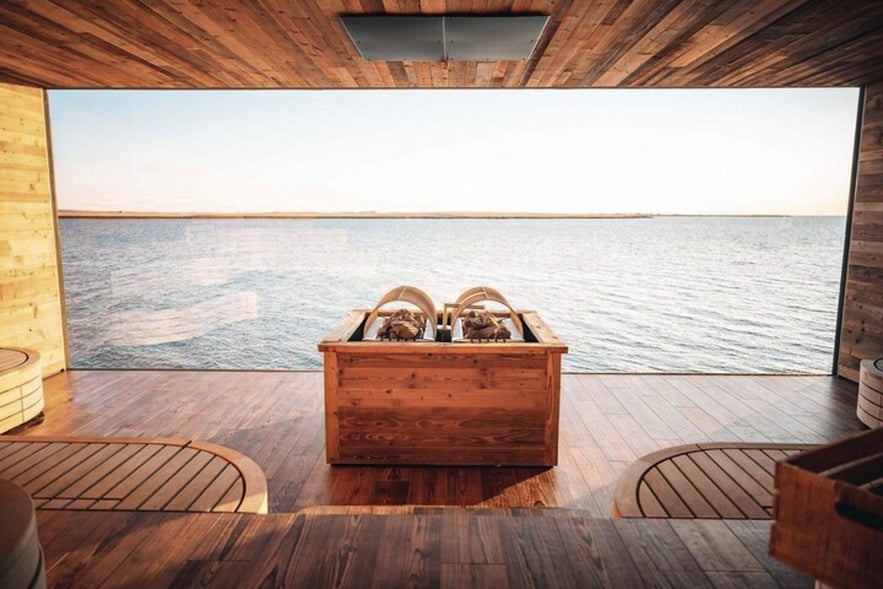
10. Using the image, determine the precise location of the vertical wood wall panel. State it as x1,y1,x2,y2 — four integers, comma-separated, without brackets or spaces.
0,82,66,376
839,81,883,382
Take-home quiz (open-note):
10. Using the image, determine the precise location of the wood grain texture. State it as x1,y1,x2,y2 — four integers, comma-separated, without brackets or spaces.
770,427,883,589
857,358,883,426
6,372,869,589
18,369,863,514
320,311,566,465
32,509,811,589
0,347,43,432
0,1,881,89
613,442,812,519
0,83,66,376
0,435,267,514
840,81,883,382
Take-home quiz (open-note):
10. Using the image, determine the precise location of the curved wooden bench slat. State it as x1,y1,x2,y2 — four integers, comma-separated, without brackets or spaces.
0,436,267,514
613,442,814,519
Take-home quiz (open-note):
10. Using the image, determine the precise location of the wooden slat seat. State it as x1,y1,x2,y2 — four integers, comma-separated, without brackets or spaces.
614,443,813,519
0,436,267,514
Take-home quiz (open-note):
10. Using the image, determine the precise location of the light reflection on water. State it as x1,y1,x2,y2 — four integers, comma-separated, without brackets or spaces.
60,216,845,373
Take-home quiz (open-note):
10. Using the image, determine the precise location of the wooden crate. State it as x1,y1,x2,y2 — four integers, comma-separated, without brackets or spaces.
770,427,883,589
318,310,567,466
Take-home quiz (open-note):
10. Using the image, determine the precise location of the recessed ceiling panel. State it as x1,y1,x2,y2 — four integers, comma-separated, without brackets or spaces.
446,16,549,61
341,15,549,62
341,16,443,62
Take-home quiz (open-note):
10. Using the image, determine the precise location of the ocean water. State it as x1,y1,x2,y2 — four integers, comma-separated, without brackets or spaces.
59,216,846,373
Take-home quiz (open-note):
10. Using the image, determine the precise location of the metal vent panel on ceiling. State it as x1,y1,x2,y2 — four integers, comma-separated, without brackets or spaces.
341,15,548,62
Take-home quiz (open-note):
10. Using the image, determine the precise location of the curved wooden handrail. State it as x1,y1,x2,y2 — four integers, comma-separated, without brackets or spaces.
452,285,511,306
364,285,438,340
447,287,523,338
444,286,512,324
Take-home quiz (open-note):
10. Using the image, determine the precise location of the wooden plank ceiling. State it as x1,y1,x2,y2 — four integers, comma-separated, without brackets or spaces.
0,1,882,89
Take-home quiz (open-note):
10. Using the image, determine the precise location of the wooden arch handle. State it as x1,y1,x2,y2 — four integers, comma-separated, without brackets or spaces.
447,286,523,337
364,285,438,339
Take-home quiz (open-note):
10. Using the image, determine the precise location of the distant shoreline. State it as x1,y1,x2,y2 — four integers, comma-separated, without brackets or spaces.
58,210,653,219
55,210,816,220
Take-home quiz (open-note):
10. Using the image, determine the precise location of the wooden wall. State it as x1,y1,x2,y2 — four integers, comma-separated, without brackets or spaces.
839,81,883,382
0,82,67,376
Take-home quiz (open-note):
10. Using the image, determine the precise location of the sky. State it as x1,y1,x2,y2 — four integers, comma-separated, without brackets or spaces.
48,88,860,215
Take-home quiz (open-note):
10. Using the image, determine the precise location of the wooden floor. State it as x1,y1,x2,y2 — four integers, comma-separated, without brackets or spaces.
0,435,267,513
10,370,863,588
613,443,813,519
22,371,862,514
33,508,810,589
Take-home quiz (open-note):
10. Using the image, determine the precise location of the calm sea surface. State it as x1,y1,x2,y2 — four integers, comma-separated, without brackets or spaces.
59,216,846,373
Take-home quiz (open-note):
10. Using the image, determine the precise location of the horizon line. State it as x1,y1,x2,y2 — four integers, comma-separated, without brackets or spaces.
56,210,841,220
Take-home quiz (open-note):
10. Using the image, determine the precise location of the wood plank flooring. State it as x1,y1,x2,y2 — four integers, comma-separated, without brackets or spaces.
34,509,809,589
0,436,267,513
19,371,862,514
9,370,861,588
612,443,814,519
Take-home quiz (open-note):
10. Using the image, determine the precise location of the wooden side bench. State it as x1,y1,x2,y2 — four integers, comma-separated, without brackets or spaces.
613,442,813,519
0,348,43,433
0,436,267,514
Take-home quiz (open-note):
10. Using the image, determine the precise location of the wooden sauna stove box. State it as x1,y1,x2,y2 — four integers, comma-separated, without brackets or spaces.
769,427,883,589
318,310,567,466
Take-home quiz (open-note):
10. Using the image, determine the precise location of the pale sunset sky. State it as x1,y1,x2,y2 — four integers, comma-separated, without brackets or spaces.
48,88,860,215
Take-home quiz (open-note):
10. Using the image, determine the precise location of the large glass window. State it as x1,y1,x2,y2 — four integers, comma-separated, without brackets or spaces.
50,89,859,372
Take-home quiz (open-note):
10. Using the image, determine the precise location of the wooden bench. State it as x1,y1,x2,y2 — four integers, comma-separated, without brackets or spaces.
0,348,43,433
613,442,813,519
0,436,267,513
